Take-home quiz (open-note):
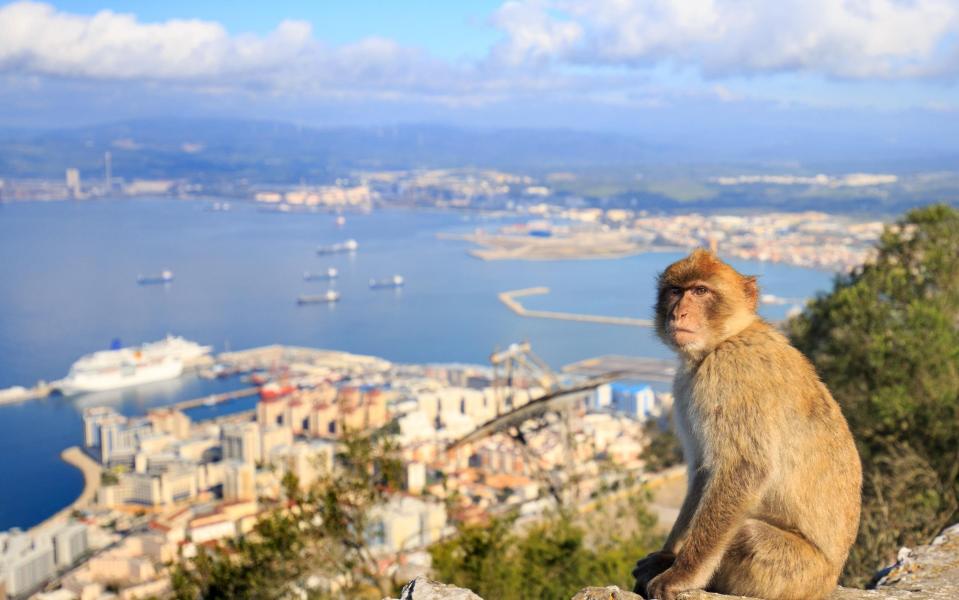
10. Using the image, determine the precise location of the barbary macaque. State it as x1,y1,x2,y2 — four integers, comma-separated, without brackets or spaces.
633,250,861,600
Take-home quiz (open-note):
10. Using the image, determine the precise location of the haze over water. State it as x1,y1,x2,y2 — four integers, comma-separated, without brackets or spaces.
0,199,832,529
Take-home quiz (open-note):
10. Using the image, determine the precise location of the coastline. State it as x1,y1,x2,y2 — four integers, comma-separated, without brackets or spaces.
30,446,100,534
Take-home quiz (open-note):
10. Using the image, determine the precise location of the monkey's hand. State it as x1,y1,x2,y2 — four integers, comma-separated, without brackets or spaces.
631,551,675,598
646,567,691,600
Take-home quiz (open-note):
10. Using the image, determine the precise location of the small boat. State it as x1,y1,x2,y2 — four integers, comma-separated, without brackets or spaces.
369,275,404,289
303,267,338,281
335,215,346,227
297,290,340,305
259,382,296,400
317,239,358,255
137,270,173,285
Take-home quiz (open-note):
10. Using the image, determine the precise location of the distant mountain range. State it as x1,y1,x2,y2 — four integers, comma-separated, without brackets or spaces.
0,119,679,183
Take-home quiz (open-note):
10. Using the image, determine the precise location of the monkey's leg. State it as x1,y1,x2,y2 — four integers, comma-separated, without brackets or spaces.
708,519,836,600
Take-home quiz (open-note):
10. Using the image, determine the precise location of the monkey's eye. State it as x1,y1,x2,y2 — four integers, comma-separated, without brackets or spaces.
669,287,682,296
693,286,709,296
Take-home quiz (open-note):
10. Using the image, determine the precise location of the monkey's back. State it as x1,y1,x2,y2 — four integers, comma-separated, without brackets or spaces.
691,321,862,572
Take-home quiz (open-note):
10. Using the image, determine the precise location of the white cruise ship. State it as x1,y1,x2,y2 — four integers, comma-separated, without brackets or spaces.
55,336,212,395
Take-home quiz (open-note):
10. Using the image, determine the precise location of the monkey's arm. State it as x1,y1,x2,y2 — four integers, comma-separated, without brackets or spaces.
661,468,708,554
648,405,772,600
632,473,705,597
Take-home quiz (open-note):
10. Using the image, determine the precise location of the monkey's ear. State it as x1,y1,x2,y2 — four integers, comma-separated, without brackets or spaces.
743,276,759,310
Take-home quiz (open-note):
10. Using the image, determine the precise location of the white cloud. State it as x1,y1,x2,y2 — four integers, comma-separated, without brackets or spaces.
490,0,959,80
489,0,582,65
0,2,314,79
0,1,473,98
0,0,956,119
0,1,610,105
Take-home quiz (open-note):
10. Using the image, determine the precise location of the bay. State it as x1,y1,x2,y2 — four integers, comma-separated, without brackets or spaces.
0,199,833,529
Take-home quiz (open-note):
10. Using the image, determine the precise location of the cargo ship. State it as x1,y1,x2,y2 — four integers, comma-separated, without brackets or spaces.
303,267,338,281
369,275,404,289
53,336,212,395
137,270,174,285
297,290,340,305
316,239,358,255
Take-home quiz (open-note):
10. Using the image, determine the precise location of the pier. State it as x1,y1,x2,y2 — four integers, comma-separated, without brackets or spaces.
170,387,259,411
499,287,653,327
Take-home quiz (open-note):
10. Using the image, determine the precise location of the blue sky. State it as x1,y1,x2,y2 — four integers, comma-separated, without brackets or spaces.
0,0,958,150
43,1,505,59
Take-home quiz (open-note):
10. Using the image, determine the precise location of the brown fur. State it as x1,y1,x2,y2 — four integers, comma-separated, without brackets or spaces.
633,250,862,600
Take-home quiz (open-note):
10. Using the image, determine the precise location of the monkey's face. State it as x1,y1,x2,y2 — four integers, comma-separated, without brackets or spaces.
659,281,717,351
655,250,758,358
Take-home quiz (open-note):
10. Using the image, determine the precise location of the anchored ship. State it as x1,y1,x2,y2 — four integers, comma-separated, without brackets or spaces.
53,336,212,395
297,290,341,305
316,239,358,255
137,269,174,285
369,275,404,289
303,267,338,281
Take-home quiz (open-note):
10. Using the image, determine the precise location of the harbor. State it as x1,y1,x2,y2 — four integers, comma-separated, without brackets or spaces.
0,204,833,533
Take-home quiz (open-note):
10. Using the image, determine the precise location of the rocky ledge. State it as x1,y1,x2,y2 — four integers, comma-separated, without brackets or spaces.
395,524,959,600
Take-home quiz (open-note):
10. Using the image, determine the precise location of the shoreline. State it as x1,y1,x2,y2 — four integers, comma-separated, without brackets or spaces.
30,446,101,534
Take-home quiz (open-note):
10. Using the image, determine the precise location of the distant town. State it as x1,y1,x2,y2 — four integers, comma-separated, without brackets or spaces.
0,345,670,599
0,163,888,273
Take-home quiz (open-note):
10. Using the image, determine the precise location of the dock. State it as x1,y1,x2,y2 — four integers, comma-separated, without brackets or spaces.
562,355,675,383
170,387,259,411
499,287,653,327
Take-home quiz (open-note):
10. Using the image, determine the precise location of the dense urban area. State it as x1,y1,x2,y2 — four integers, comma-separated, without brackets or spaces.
0,344,669,599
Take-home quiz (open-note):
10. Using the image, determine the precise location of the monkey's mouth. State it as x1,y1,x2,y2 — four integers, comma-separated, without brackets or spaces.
670,327,698,343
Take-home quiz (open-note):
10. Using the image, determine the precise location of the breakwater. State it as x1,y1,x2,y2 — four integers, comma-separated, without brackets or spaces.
499,287,653,327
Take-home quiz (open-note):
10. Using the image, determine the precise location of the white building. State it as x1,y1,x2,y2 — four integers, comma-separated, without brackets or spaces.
611,383,660,421
223,460,256,502
221,422,261,465
370,496,447,553
0,529,56,597
590,383,613,410
52,523,88,568
99,418,152,465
